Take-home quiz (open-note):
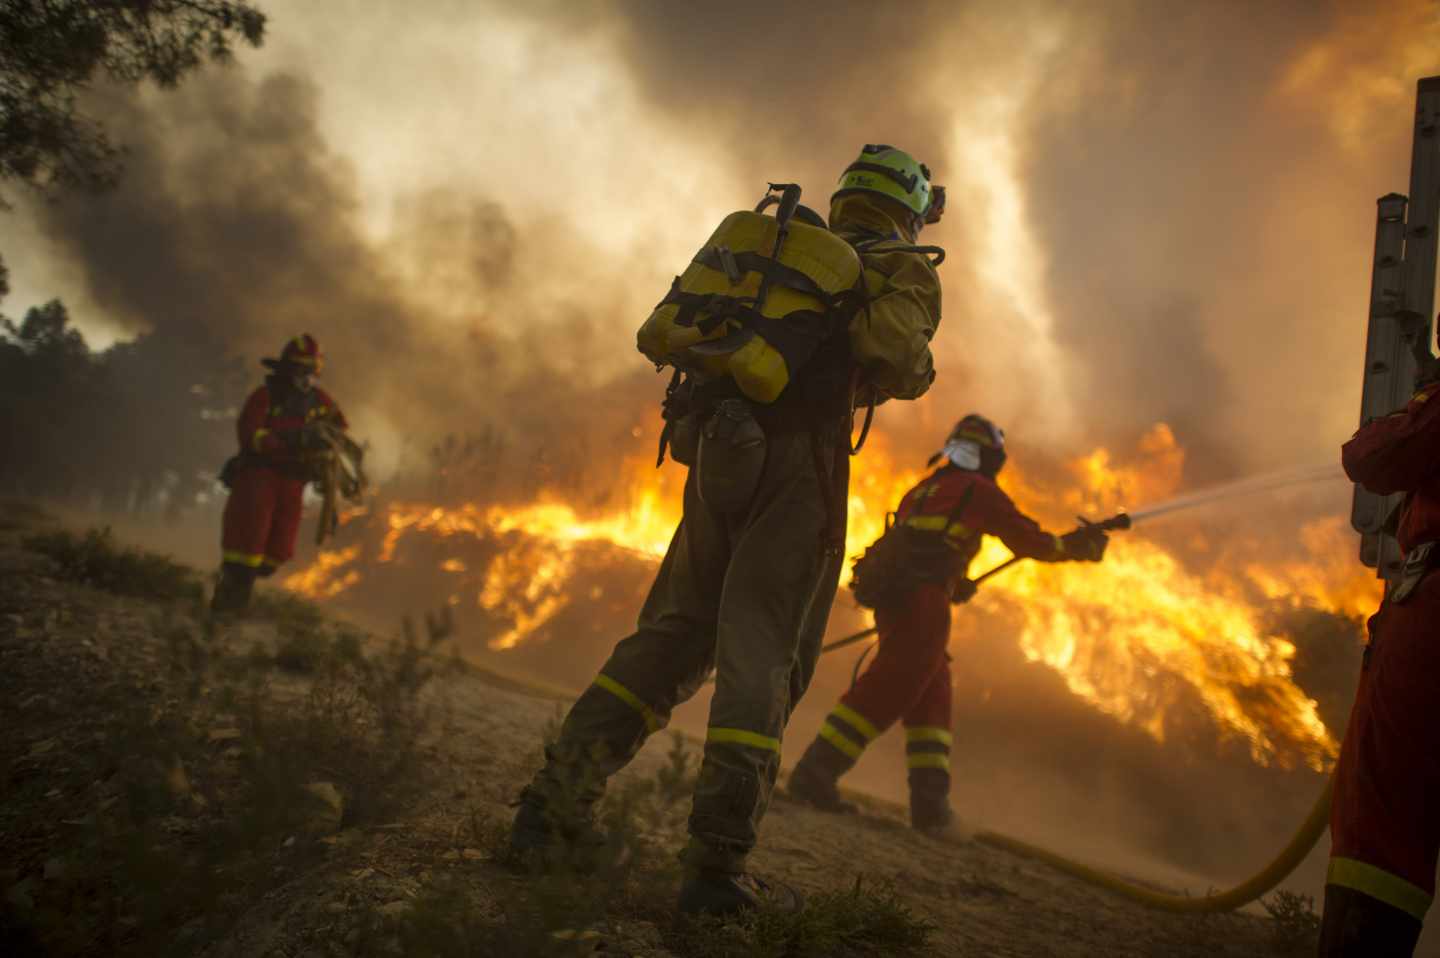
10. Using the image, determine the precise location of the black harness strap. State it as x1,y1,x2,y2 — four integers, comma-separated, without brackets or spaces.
655,367,684,467
692,247,840,304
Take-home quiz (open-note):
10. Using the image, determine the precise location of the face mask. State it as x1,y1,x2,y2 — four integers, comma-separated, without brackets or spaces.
942,439,982,471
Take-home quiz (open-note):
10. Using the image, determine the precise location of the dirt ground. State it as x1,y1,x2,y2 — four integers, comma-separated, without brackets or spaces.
0,505,1319,957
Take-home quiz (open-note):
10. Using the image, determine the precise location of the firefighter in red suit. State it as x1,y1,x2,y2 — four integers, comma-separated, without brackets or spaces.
786,414,1108,831
211,334,348,615
1322,355,1440,956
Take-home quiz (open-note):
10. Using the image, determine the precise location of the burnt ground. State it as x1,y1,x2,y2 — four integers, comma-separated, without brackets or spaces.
0,502,1318,957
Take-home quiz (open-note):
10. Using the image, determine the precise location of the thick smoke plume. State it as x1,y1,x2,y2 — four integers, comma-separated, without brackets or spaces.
12,65,666,495
14,0,1438,484
1021,0,1440,475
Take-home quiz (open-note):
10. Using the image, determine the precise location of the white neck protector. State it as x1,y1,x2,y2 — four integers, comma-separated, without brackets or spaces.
941,439,982,471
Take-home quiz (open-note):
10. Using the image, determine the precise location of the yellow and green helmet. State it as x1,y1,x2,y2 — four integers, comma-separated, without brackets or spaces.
832,144,935,217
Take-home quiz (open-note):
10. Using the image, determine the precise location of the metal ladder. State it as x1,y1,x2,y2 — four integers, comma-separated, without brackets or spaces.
1352,76,1440,584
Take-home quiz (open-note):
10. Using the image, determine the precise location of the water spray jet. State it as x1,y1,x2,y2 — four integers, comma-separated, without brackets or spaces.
1124,462,1345,525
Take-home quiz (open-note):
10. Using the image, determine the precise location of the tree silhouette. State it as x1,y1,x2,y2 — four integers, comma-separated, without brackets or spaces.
0,297,245,514
0,0,266,201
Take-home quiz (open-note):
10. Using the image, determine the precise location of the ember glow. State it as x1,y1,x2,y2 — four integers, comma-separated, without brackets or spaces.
284,423,1377,770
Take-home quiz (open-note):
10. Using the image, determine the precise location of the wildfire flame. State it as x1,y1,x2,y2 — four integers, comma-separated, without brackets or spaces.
284,422,1377,770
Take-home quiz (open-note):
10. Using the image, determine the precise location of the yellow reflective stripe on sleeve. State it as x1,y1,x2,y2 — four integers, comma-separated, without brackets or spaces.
1051,534,1065,559
707,727,781,754
907,753,951,770
905,727,953,747
593,674,661,734
1327,857,1432,921
831,704,880,742
223,551,266,568
819,723,864,760
903,515,948,532
251,428,270,452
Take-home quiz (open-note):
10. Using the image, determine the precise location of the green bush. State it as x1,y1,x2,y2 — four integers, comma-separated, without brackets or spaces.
4,604,456,956
1263,888,1321,955
375,734,933,958
673,877,936,958
23,527,200,601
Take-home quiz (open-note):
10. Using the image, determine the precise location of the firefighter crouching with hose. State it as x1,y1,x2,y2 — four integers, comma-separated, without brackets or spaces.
1322,332,1440,957
211,334,353,616
787,414,1111,833
508,146,946,917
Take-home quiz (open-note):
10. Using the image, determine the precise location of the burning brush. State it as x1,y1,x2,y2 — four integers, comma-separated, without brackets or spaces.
824,511,1134,654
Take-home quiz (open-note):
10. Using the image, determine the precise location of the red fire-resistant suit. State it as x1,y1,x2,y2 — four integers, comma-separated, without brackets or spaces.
220,380,347,574
789,463,1075,827
1323,380,1440,953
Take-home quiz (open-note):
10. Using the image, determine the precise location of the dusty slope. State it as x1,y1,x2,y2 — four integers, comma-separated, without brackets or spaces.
0,505,1311,957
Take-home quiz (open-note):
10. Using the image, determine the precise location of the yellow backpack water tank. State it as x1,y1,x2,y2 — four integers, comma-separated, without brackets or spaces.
637,207,864,404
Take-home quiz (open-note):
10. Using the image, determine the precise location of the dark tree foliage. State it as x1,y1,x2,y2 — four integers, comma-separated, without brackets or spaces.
0,297,247,516
0,0,266,200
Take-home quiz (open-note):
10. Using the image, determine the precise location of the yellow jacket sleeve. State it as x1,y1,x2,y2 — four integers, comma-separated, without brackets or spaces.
849,244,941,401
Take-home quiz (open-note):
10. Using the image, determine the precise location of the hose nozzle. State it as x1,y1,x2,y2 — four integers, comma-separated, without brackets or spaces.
1080,512,1132,533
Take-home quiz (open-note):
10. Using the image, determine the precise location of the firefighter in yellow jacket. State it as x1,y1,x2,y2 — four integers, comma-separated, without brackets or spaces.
509,146,946,916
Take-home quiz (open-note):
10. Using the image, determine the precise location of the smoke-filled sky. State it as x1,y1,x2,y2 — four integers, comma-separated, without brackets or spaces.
3,0,1439,486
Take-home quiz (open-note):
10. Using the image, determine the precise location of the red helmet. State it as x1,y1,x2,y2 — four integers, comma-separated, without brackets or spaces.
929,413,1007,476
947,413,1005,452
264,334,324,374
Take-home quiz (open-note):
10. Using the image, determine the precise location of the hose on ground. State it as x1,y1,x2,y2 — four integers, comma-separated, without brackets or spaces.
973,775,1333,913
471,654,1336,914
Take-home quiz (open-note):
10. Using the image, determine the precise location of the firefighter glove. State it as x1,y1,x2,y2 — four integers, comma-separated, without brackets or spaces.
950,577,977,604
1060,527,1109,562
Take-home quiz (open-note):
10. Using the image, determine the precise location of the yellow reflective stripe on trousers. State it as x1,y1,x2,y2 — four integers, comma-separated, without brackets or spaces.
223,551,266,567
905,726,953,747
819,722,864,760
707,727,781,754
831,704,880,742
593,674,661,734
1328,857,1433,921
907,753,950,770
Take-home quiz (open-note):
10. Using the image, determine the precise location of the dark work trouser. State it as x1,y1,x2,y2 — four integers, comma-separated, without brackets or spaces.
524,425,846,873
1318,885,1422,957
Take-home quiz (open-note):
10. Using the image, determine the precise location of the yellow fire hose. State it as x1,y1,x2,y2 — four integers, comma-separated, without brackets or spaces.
973,775,1333,912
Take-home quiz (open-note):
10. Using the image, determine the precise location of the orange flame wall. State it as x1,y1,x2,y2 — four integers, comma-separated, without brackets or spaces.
285,422,1377,771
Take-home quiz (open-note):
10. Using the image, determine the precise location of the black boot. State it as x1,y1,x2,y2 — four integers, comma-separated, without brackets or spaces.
210,563,256,617
910,793,955,833
506,787,608,871
786,738,858,813
908,766,954,834
677,869,803,917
